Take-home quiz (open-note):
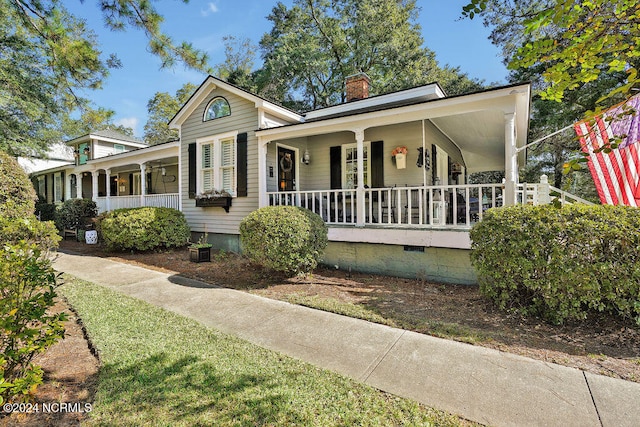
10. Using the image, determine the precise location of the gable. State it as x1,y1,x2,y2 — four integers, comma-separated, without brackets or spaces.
169,76,302,129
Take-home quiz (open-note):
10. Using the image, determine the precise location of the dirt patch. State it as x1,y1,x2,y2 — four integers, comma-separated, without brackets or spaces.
55,239,640,384
1,299,99,427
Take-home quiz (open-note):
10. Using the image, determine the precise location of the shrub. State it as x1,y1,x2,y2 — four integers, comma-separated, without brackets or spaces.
239,206,328,275
98,207,190,251
470,204,640,325
0,151,37,219
54,198,98,231
0,216,61,254
34,195,56,222
0,243,67,404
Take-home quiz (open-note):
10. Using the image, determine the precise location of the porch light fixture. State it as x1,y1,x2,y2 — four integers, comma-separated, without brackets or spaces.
83,146,90,155
73,149,80,159
302,149,311,165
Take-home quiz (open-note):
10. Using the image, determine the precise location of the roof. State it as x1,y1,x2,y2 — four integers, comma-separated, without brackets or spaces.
66,129,147,146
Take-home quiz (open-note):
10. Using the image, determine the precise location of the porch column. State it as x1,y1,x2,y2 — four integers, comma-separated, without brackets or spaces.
504,112,517,206
91,171,99,202
140,163,147,207
105,169,111,212
64,170,72,201
258,137,269,208
354,128,365,227
76,173,83,199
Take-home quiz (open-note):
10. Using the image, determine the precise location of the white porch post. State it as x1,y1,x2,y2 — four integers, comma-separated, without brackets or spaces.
76,173,83,199
258,137,269,208
504,112,517,206
105,169,111,212
140,163,147,207
355,128,365,227
91,171,99,203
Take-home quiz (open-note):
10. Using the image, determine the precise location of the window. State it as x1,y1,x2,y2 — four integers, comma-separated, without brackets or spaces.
54,173,63,202
203,97,231,121
342,142,370,189
114,144,126,154
196,132,237,195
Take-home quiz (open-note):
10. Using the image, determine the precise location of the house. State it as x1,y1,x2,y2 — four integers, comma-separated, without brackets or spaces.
168,74,550,284
33,75,588,284
31,129,179,212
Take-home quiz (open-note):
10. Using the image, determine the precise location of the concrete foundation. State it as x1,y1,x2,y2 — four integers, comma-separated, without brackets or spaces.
322,241,477,285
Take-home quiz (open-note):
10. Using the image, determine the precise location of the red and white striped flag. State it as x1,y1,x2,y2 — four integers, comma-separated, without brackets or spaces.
574,95,640,207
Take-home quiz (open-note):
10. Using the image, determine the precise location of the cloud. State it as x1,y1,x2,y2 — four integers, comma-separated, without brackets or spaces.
201,3,218,17
116,117,139,132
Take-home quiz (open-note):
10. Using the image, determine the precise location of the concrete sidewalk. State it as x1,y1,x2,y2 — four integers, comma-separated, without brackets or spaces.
53,251,640,427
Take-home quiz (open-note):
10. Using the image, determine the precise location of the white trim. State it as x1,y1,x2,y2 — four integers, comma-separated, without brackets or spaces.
327,227,471,249
275,143,300,192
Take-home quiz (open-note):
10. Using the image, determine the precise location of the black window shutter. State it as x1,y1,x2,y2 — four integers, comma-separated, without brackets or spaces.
44,175,49,202
188,143,196,199
371,141,384,188
236,132,248,197
330,146,342,189
61,171,65,200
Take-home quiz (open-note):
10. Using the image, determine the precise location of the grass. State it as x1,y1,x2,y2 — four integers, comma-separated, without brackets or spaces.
59,277,473,426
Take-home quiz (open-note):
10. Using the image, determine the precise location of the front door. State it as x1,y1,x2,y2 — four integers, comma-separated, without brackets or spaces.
278,147,296,191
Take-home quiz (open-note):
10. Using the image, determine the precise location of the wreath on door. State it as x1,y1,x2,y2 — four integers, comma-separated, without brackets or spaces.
280,153,293,173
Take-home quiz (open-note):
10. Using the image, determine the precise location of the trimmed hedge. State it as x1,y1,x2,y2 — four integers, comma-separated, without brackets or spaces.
239,206,328,275
98,207,190,251
470,205,640,325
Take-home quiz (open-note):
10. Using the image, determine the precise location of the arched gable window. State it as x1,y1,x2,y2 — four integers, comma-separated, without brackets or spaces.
203,96,231,121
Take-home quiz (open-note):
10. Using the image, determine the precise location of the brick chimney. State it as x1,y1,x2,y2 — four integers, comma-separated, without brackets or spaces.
345,73,371,102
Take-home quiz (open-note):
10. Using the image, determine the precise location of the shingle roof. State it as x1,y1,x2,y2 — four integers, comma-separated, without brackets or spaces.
90,129,145,144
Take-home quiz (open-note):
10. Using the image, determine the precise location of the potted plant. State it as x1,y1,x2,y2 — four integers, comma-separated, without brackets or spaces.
189,233,212,263
391,146,408,169
195,189,233,211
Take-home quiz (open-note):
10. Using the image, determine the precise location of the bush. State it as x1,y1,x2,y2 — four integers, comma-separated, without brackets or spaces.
98,207,190,251
470,204,640,325
34,195,56,222
0,216,61,254
54,198,98,231
0,243,67,404
239,206,328,275
0,151,37,219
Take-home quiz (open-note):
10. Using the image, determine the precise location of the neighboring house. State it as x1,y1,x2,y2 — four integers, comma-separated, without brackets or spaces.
168,74,586,284
31,129,180,212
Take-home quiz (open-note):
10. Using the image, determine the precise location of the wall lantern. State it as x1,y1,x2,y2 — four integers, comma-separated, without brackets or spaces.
302,148,311,165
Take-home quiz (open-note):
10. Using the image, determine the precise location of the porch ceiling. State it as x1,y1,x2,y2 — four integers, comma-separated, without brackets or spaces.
431,110,522,174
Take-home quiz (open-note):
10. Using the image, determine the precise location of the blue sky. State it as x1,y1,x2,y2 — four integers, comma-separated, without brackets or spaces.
66,0,508,138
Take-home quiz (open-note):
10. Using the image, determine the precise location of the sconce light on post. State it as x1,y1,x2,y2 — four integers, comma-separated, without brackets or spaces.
302,148,310,165
83,146,90,156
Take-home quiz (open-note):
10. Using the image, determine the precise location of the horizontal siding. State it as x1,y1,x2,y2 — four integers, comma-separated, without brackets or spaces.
267,121,464,192
180,88,260,234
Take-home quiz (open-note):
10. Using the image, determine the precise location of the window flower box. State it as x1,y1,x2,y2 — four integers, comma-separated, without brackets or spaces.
195,190,233,212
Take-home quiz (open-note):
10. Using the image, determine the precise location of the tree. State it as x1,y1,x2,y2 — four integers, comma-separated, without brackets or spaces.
143,83,197,145
463,0,640,106
461,0,631,197
214,35,259,93
1,0,210,156
258,0,483,111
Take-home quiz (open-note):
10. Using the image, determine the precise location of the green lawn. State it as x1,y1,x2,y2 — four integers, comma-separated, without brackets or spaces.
60,277,472,426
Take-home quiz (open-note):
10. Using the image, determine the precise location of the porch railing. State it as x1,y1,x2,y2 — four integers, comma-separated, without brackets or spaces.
95,193,180,213
267,176,594,228
267,184,505,227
